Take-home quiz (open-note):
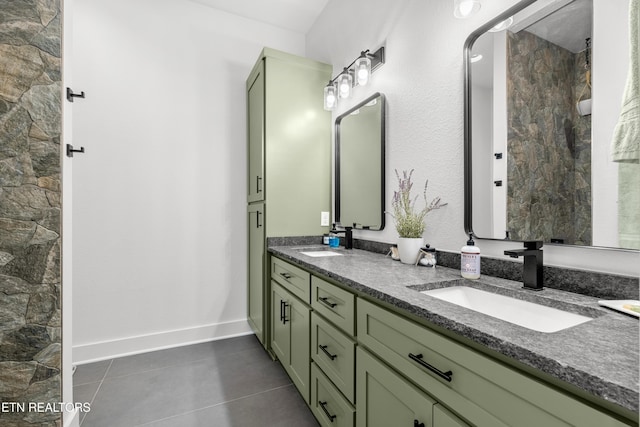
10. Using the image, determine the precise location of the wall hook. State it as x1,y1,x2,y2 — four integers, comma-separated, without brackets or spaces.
66,144,85,157
66,87,85,102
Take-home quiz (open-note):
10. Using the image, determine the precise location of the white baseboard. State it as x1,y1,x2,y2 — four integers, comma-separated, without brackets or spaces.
73,319,252,365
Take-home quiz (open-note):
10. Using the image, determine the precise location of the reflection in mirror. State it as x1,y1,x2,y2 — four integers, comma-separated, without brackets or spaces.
465,0,640,250
335,92,385,230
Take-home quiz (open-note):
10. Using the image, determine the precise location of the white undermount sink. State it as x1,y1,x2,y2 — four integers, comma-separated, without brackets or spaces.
300,250,343,257
422,286,592,333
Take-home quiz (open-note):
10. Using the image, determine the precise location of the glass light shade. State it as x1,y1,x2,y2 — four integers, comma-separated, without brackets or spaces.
324,84,337,111
489,17,514,32
338,73,353,99
355,56,371,86
454,0,480,18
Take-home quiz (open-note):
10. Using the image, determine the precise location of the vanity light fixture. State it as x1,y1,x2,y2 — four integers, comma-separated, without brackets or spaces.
323,46,385,111
454,0,481,19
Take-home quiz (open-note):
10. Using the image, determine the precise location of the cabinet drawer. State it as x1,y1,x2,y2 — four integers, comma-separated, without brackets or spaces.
271,257,310,303
311,276,355,335
357,298,628,427
311,362,355,427
311,312,356,403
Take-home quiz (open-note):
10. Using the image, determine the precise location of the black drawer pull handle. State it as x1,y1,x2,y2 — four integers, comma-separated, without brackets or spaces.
408,353,452,382
282,302,289,324
256,176,262,193
319,401,336,422
279,272,292,280
279,300,284,322
414,420,425,427
256,210,262,228
319,296,337,308
319,344,337,360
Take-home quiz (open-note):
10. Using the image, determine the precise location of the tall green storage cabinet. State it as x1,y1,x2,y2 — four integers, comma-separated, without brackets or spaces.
246,48,332,347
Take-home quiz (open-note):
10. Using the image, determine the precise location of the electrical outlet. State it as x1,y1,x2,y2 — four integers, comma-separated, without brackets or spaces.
321,211,330,226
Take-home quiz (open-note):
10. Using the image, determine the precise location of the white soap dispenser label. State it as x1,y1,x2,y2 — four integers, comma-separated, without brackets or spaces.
461,234,481,279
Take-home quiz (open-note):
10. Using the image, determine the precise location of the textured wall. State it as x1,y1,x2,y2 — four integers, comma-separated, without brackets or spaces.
506,30,592,245
0,0,62,425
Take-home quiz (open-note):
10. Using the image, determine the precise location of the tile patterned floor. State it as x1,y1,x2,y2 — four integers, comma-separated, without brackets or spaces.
73,335,319,426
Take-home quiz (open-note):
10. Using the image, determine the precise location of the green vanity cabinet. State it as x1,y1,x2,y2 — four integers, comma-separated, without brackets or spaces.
267,255,634,427
246,47,331,347
271,280,311,404
357,298,630,427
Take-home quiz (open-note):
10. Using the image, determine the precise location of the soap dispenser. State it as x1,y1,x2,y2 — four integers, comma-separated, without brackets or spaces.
461,234,481,279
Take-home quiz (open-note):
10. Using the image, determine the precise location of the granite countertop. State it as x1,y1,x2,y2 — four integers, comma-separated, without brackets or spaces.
268,245,639,414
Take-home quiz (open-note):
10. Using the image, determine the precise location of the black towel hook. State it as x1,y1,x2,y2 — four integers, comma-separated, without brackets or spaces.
66,87,85,102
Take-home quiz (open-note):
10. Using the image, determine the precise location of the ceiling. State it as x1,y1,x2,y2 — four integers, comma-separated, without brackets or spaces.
188,0,331,33
520,0,592,53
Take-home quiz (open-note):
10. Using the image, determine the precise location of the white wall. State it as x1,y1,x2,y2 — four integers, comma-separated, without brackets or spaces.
71,0,306,362
307,0,639,276
592,0,628,247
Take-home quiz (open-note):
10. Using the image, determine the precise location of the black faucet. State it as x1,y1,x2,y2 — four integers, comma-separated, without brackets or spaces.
504,241,543,291
331,224,353,249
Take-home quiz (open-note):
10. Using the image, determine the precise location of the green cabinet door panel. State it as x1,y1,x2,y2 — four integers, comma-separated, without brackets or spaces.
247,61,264,204
247,203,265,344
289,292,311,404
356,347,435,427
270,281,310,404
271,281,289,364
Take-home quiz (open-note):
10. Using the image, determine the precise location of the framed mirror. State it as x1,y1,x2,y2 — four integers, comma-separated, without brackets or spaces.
464,0,639,250
335,92,386,230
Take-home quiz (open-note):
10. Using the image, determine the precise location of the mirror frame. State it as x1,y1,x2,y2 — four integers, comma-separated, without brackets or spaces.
463,0,594,244
335,92,386,230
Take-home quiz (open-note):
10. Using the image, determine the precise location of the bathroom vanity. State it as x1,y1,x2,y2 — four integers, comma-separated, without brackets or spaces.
267,244,639,427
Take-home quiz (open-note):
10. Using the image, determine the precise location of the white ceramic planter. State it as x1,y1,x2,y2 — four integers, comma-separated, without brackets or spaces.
397,237,424,265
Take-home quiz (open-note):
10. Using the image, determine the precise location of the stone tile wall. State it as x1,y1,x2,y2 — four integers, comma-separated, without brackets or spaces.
506,30,592,245
0,0,62,425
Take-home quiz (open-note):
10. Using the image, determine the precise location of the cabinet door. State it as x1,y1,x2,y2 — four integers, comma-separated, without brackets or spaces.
289,293,311,404
271,281,311,404
357,347,435,427
247,61,264,203
247,203,264,343
271,281,290,364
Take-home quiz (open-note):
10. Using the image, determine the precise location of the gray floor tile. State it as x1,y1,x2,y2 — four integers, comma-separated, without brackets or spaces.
74,382,101,426
73,360,112,385
143,384,319,427
106,335,259,379
80,345,292,427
